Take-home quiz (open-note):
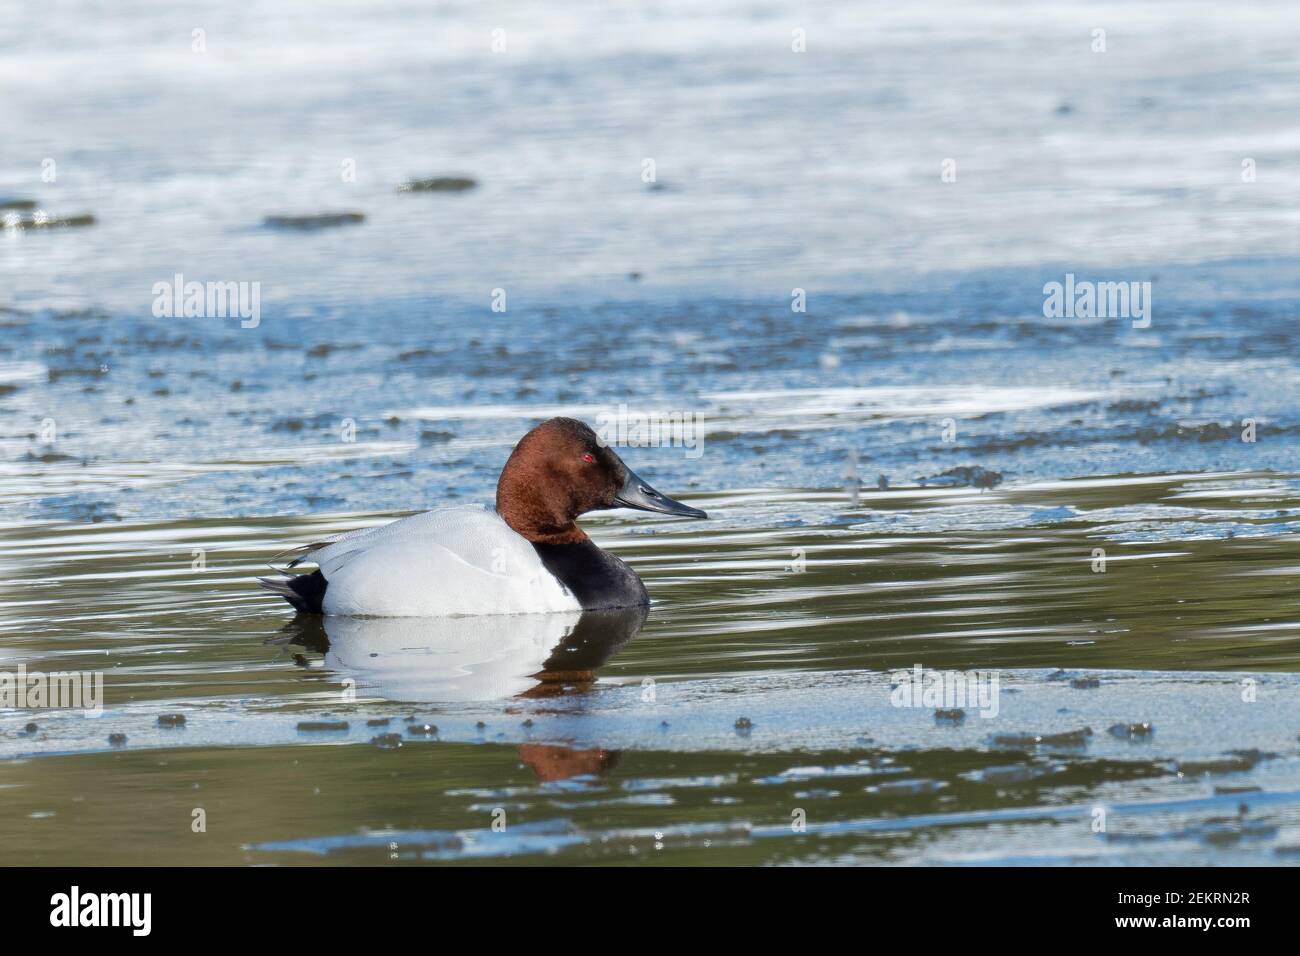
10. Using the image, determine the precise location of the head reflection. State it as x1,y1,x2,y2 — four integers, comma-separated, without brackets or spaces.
517,744,621,782
275,605,647,704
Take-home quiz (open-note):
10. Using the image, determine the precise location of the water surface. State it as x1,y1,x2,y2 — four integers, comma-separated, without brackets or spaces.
3,0,1300,866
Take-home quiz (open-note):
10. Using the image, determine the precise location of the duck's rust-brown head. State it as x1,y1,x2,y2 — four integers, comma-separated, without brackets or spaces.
495,417,706,544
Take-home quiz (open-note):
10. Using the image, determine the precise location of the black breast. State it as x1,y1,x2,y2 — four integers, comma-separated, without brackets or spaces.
531,539,649,610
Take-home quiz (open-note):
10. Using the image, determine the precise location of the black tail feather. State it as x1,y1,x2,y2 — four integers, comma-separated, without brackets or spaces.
259,570,329,614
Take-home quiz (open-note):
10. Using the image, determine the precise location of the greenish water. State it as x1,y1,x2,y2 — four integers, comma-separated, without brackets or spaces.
4,475,1300,865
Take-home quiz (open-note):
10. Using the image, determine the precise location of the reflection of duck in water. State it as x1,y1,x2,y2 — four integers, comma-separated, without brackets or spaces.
517,744,620,781
273,604,647,703
260,418,705,616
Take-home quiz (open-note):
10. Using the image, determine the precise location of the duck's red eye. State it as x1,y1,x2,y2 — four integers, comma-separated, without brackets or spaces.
582,453,595,463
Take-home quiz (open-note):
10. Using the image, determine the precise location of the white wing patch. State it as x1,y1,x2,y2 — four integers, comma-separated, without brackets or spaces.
294,505,580,617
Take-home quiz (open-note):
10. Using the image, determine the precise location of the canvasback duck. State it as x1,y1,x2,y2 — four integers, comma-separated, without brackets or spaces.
259,417,706,616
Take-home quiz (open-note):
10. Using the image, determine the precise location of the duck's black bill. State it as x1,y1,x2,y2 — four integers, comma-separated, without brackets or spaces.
614,468,707,519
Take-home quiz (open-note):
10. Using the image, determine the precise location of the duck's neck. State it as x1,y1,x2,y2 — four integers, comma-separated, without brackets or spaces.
518,521,589,546
495,494,589,546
